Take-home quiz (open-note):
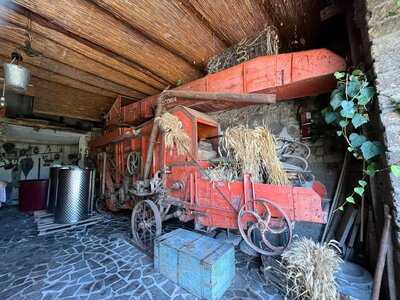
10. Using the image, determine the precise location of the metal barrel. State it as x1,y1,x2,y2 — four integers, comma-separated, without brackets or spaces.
55,167,92,224
46,165,61,212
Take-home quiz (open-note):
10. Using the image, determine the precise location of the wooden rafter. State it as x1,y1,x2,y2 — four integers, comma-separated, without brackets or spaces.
0,3,168,90
92,0,227,66
0,55,117,98
0,69,114,121
0,27,157,98
0,39,142,98
12,0,203,84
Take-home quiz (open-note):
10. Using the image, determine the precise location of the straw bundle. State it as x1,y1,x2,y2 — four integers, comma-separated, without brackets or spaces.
221,125,289,184
281,238,342,300
207,25,280,74
156,112,190,156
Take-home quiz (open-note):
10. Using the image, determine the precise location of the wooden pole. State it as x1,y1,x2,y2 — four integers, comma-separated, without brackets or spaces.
372,212,391,300
142,90,276,180
161,90,276,104
101,152,107,197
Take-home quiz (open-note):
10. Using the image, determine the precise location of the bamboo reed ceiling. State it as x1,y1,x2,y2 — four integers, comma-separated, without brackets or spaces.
1,0,321,121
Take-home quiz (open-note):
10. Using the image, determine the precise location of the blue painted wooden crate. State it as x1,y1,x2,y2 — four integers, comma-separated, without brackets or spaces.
154,228,235,300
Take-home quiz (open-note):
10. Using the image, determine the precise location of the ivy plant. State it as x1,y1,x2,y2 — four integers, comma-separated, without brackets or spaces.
322,70,400,210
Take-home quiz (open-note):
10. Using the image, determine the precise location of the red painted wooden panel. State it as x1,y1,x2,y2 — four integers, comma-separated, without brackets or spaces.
108,49,346,126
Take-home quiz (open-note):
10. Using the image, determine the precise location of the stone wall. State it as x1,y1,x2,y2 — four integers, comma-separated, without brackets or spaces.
210,99,343,198
365,0,400,247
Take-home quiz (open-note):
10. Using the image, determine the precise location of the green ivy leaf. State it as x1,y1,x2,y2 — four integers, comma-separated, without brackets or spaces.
324,112,338,124
366,163,377,176
329,93,345,110
357,86,375,105
352,113,369,128
336,131,343,136
339,119,349,128
334,72,346,80
349,133,367,147
347,78,362,97
338,205,344,211
360,141,384,160
340,101,355,118
358,180,367,187
352,69,364,76
390,165,400,177
354,187,365,196
346,196,355,204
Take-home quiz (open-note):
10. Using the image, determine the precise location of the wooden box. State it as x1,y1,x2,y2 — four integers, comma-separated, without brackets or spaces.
154,229,235,300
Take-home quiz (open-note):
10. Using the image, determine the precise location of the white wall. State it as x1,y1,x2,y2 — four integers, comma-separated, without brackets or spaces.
0,123,87,201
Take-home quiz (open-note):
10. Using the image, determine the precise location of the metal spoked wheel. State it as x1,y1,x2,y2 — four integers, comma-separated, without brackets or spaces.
127,151,140,175
131,199,162,252
238,198,292,256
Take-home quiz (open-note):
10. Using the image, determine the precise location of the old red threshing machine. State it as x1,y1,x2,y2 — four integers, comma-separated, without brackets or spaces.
90,49,346,255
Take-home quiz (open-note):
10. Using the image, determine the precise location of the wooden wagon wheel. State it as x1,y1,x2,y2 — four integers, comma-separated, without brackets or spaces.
238,198,292,256
131,199,162,252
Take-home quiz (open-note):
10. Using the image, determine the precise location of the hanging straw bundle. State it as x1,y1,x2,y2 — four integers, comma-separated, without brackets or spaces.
207,25,280,74
221,125,289,184
281,238,342,300
156,112,190,155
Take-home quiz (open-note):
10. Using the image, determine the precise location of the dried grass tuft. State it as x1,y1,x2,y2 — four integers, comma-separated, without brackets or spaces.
221,125,289,184
281,238,342,300
156,112,190,155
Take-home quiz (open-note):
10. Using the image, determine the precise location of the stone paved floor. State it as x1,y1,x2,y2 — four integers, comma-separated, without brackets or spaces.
0,206,282,300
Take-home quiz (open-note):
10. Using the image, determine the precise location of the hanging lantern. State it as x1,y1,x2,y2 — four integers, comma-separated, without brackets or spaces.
3,52,31,94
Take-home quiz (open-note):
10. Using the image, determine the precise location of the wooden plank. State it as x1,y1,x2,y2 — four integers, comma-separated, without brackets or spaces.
13,0,202,84
0,4,167,91
92,0,226,65
1,68,113,122
0,55,117,98
0,117,88,134
0,39,141,98
37,218,101,236
0,27,150,97
37,216,102,230
31,79,114,121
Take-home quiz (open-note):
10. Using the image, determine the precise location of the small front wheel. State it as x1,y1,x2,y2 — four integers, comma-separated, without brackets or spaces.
131,199,162,253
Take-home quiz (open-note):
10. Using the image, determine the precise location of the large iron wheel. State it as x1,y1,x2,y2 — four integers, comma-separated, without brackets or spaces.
238,198,292,256
131,199,162,252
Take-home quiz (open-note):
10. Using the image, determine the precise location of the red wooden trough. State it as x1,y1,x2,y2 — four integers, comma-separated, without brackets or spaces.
106,48,346,126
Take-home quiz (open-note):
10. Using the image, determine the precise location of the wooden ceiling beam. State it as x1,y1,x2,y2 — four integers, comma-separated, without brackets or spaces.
0,27,152,98
12,0,203,84
0,39,141,98
0,55,117,98
0,3,168,90
91,0,226,67
0,69,113,121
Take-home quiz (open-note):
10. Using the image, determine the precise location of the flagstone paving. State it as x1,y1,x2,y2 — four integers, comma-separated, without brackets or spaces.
0,206,282,300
